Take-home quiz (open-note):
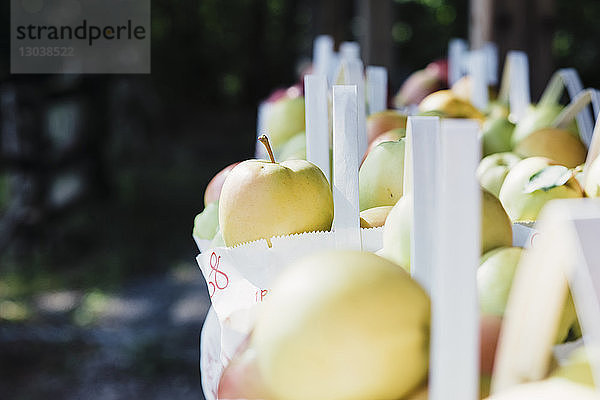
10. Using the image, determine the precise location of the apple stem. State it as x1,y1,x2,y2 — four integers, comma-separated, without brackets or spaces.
258,135,276,163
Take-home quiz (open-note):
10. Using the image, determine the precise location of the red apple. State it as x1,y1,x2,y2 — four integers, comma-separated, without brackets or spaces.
367,110,408,144
480,314,503,375
204,162,240,206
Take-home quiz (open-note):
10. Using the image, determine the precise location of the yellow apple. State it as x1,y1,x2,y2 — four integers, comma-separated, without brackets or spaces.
381,189,512,271
477,152,522,198
499,157,583,222
512,103,579,146
360,205,393,228
359,139,405,211
487,378,599,399
251,250,430,400
514,128,587,168
550,346,598,388
219,136,333,247
418,90,485,121
264,96,306,151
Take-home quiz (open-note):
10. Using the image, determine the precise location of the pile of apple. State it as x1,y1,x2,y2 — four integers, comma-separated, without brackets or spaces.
194,55,600,399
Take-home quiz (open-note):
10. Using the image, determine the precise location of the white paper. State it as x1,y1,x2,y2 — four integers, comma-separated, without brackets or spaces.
484,42,499,86
339,41,360,62
492,199,600,393
332,85,361,250
449,38,468,86
344,59,368,160
552,88,599,148
406,116,441,293
507,51,531,123
313,35,334,79
304,74,331,182
560,69,595,147
430,119,481,400
366,65,388,115
200,307,222,400
468,49,489,111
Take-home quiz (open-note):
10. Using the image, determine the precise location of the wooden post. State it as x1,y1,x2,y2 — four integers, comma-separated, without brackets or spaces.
355,0,394,72
470,0,493,50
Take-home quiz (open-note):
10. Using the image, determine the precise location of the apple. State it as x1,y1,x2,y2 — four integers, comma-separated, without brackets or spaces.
584,156,600,197
512,103,578,146
193,201,219,241
478,247,524,316
486,378,599,399
478,245,577,343
363,128,406,164
366,110,407,144
499,157,583,222
381,189,512,271
477,152,522,198
219,136,333,247
277,131,306,161
451,75,496,104
514,128,587,168
418,90,485,121
550,346,598,387
360,205,393,228
481,117,515,157
251,250,430,400
204,162,240,206
359,139,405,211
393,68,443,108
264,96,306,151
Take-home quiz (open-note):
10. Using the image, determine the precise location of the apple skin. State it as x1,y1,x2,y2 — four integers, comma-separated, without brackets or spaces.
204,162,240,206
477,152,522,198
481,117,515,157
478,247,524,317
550,346,597,388
277,131,306,161
359,139,405,211
366,110,407,144
382,189,512,271
251,250,430,400
584,156,600,197
418,90,485,121
512,104,579,146
193,201,219,240
264,96,306,151
360,205,393,228
514,128,587,168
363,128,406,165
219,159,333,247
499,157,583,222
487,378,599,399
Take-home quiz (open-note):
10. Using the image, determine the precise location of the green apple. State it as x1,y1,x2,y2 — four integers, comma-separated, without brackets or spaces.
278,131,306,161
477,152,522,198
265,96,306,151
478,246,576,343
363,128,406,164
514,128,587,168
550,346,598,387
512,103,578,146
251,250,430,400
219,136,333,247
478,247,524,316
481,117,515,157
192,201,219,240
359,139,405,211
499,157,583,222
584,156,600,197
360,205,393,228
381,189,512,271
